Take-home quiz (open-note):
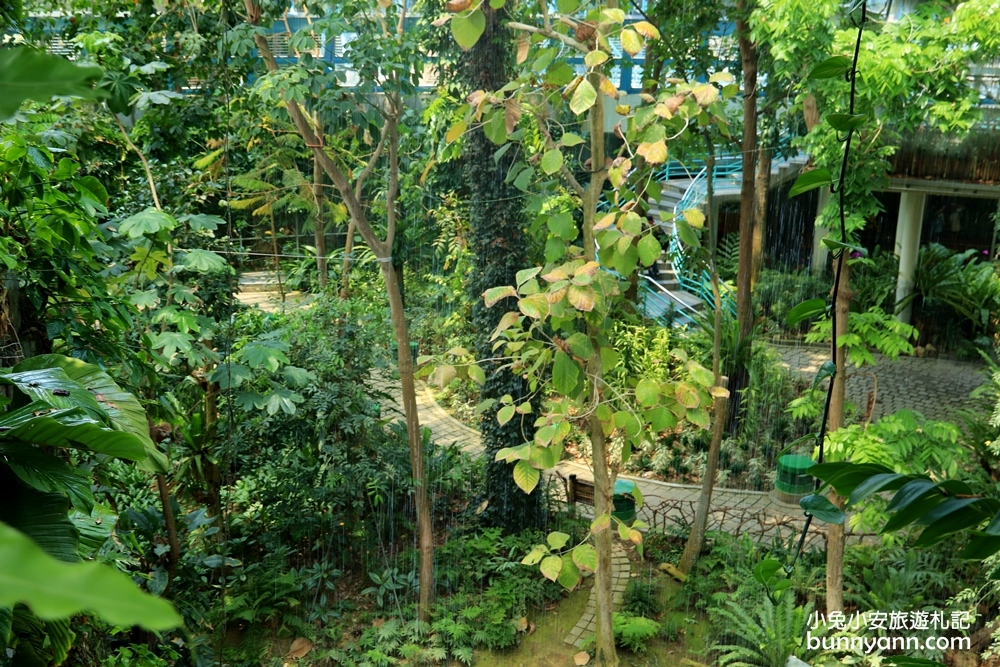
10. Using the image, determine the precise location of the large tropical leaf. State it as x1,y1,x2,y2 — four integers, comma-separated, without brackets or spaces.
0,48,104,121
0,479,79,564
0,444,94,513
70,504,116,559
0,522,182,630
10,356,166,472
0,402,146,461
0,367,104,416
11,606,74,667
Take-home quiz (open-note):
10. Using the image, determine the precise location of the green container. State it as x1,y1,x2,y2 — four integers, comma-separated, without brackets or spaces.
612,479,637,525
389,340,420,361
775,454,815,496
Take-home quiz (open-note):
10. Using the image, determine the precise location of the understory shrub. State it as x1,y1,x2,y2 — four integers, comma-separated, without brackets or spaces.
709,595,817,667
623,576,663,619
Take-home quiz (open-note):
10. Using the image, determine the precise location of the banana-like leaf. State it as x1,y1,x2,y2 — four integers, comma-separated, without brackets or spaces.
11,355,166,473
12,606,75,666
0,367,104,416
70,504,116,559
0,444,94,514
0,402,145,461
0,522,182,630
0,607,10,654
0,481,79,564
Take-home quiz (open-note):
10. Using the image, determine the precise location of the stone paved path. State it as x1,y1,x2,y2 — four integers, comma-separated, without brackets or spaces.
771,343,986,422
564,543,631,648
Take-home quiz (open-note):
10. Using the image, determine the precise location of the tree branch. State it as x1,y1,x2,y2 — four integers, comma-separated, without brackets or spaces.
355,129,388,200
115,115,162,211
506,22,588,53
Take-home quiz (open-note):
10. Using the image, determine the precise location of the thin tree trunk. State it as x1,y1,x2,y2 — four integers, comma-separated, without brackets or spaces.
825,254,851,614
241,4,433,620
312,151,328,289
155,474,180,594
751,128,772,287
341,219,355,298
729,2,759,432
582,74,617,667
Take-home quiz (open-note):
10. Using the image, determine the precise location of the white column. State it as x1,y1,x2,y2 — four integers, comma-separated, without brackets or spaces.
811,188,831,272
894,191,927,324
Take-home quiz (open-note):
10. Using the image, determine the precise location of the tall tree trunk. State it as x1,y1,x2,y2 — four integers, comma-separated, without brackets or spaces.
582,78,617,667
341,219,355,298
729,2,759,431
463,2,545,532
826,254,851,614
312,151,328,289
241,5,433,620
750,123,772,287
679,142,725,574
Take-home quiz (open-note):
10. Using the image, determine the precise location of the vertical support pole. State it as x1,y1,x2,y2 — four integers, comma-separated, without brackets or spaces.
894,191,927,324
811,187,831,273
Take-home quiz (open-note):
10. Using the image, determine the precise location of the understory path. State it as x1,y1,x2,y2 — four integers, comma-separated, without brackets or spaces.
771,343,986,422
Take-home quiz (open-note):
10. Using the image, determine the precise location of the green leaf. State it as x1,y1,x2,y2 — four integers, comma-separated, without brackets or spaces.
811,360,837,391
825,113,866,132
785,298,827,326
1,446,94,513
467,364,486,385
540,149,563,175
637,234,661,267
674,218,701,248
685,361,714,388
522,544,548,565
799,494,845,524
0,48,104,121
961,533,1000,560
1,484,78,564
560,132,585,147
547,531,571,550
788,169,832,198
117,207,178,239
483,285,518,308
513,460,540,494
753,558,782,585
635,378,660,407
497,404,515,425
557,0,578,12
0,403,146,462
262,387,304,416
547,212,577,241
208,363,253,390
914,498,992,547
239,341,290,372
809,462,896,497
0,522,182,629
451,8,486,50
539,555,562,581
569,79,597,115
572,543,598,571
809,55,852,80
645,406,677,431
180,249,228,273
518,293,549,319
674,382,700,409
822,237,867,256
552,351,582,396
557,556,581,590
565,332,594,360
70,503,116,559
847,473,908,507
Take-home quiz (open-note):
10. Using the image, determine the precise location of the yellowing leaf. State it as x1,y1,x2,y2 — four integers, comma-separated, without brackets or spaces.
637,139,667,164
632,21,660,39
594,212,616,231
483,285,517,307
518,293,550,319
569,79,597,115
539,555,562,581
683,208,705,229
567,285,595,311
514,459,540,493
619,29,642,56
445,120,467,143
598,74,618,98
584,50,609,67
692,83,718,106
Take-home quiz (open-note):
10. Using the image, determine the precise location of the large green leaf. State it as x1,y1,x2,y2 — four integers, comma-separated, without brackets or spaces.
117,208,177,239
451,8,485,50
12,355,165,472
70,504,116,559
0,445,94,513
11,607,74,667
0,522,182,630
0,48,104,121
0,403,146,461
0,480,78,565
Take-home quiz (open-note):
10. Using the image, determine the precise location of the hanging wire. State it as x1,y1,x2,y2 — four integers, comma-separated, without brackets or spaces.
788,1,868,572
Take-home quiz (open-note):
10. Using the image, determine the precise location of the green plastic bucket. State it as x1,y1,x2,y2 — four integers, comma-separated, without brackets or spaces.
612,479,637,525
775,454,815,496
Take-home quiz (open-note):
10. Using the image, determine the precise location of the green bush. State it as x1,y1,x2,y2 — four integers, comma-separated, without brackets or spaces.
623,576,663,619
613,612,661,654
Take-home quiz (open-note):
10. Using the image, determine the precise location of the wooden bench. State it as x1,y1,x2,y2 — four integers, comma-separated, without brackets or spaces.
565,474,595,505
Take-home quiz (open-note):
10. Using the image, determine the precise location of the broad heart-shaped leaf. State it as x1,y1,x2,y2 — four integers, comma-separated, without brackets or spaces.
799,494,845,524
12,355,165,473
635,378,660,407
541,149,564,175
451,8,486,50
0,403,146,461
825,113,866,133
484,285,518,308
117,207,178,239
570,79,597,115
637,234,661,267
547,531,571,550
785,298,827,326
0,521,182,630
0,48,104,121
552,351,582,396
788,169,832,198
539,555,562,582
179,249,228,273
572,543,598,572
809,55,852,80
513,459,540,494
558,556,581,590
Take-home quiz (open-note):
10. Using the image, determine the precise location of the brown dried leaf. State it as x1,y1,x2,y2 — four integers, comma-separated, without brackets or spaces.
575,651,592,665
285,638,313,660
446,0,471,11
505,98,522,134
516,35,529,64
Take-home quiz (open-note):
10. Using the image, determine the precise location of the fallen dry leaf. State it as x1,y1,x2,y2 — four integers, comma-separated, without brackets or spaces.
285,637,312,660
574,650,591,665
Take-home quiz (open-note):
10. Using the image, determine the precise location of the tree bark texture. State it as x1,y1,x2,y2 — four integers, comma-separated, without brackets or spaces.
825,254,851,614
462,3,546,533
728,3,759,432
751,135,772,287
312,152,328,289
242,3,433,620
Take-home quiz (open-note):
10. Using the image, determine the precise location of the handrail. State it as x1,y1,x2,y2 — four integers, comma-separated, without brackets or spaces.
639,274,700,316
